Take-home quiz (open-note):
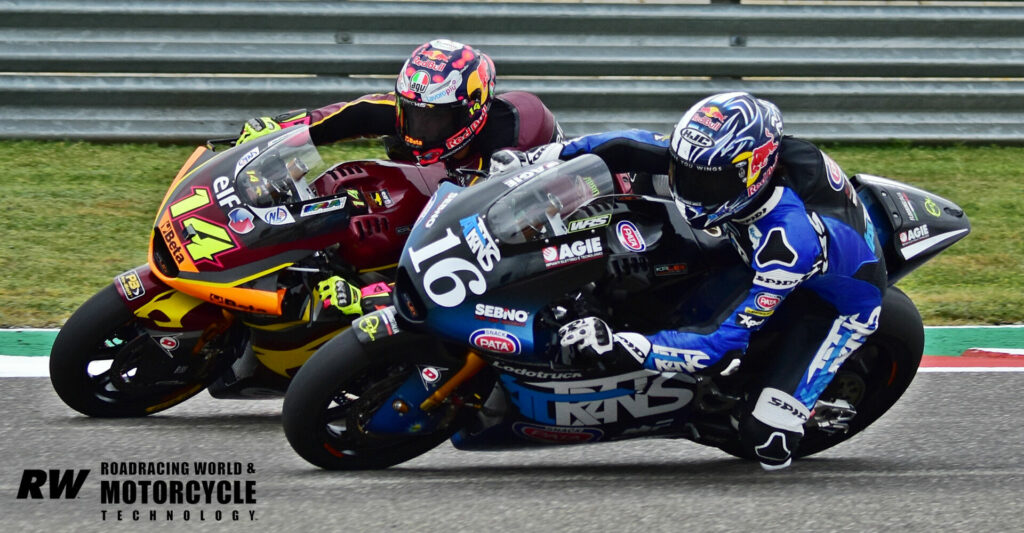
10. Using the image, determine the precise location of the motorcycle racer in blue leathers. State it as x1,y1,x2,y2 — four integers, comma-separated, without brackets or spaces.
514,92,886,470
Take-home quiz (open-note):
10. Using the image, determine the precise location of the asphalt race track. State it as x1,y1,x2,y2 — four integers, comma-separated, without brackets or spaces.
2,372,1022,533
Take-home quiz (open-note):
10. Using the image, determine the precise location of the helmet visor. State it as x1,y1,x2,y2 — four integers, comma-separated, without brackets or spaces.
668,155,744,212
398,99,469,151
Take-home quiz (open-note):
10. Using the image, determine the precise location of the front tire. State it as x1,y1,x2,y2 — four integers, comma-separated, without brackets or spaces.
49,284,233,417
283,328,471,470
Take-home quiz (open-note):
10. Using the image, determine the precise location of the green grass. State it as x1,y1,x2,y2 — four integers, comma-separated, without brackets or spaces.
0,140,1019,327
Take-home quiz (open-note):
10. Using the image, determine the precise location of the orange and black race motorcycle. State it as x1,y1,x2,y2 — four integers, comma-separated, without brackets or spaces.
50,126,447,417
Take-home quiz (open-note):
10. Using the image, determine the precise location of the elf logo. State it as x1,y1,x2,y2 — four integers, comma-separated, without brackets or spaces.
16,469,90,499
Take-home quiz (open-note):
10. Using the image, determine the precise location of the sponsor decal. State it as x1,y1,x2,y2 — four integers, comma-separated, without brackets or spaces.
501,370,693,426
411,56,446,71
212,176,242,209
654,263,688,277
896,191,919,222
300,198,346,217
418,365,446,390
899,224,930,245
924,197,941,217
747,130,779,186
429,39,462,52
542,237,603,268
367,189,393,208
474,303,529,326
410,70,430,93
755,292,781,311
744,307,775,318
445,112,486,150
249,205,294,225
116,270,145,301
615,221,646,252
354,308,401,344
470,328,522,355
233,146,260,178
512,422,604,444
157,336,180,352
651,346,712,373
460,215,501,271
692,106,726,131
227,208,255,234
423,192,457,228
680,127,714,147
736,313,766,329
492,361,582,379
753,270,802,290
823,154,846,192
567,214,611,233
768,395,809,422
502,161,560,188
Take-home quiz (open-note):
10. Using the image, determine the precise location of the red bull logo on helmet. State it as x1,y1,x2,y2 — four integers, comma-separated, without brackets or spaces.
691,106,726,131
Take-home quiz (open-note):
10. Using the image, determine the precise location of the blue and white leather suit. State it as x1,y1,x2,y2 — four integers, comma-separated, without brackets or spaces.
555,130,887,410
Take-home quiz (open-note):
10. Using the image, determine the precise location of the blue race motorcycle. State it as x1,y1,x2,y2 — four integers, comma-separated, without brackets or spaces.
282,155,970,470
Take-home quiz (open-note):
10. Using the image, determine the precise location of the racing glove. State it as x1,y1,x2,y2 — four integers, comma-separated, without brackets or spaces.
558,317,651,370
236,109,311,145
487,143,565,174
315,276,363,317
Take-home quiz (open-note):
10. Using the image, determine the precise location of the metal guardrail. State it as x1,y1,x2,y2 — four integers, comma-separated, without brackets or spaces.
2,1,1024,142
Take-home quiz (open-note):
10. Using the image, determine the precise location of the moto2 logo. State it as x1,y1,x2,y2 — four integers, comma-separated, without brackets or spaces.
16,469,90,499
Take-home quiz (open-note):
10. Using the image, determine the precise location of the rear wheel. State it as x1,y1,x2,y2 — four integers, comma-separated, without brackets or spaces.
283,328,474,470
49,284,236,417
795,287,923,458
718,287,924,460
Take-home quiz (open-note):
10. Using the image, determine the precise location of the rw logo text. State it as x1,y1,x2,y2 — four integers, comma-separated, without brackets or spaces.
16,469,90,499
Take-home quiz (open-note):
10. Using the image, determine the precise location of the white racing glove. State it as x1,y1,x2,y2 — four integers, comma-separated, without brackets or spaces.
488,143,565,174
558,317,651,368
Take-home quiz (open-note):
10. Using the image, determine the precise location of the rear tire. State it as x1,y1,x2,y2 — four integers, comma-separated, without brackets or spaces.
717,287,923,460
49,284,232,417
283,328,470,470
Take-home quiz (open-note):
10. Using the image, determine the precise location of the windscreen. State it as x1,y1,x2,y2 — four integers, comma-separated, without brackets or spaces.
234,127,332,208
486,155,615,244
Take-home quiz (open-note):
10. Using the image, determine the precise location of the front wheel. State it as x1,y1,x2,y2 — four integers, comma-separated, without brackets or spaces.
283,327,473,470
49,284,236,417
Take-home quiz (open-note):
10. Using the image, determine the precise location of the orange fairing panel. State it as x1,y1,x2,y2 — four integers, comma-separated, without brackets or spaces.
148,233,286,316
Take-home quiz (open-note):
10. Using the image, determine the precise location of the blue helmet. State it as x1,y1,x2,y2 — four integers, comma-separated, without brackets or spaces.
668,92,784,229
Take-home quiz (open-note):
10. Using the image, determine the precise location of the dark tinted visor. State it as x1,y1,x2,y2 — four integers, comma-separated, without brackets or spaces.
668,155,744,209
398,99,469,150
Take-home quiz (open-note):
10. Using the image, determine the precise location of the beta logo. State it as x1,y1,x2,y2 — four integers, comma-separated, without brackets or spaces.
542,237,603,268
469,328,522,355
616,221,646,252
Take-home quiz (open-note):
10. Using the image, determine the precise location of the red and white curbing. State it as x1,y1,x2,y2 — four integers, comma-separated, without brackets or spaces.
920,348,1024,372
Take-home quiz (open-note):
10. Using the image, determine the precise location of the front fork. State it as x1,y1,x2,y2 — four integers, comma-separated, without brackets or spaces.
363,351,489,435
